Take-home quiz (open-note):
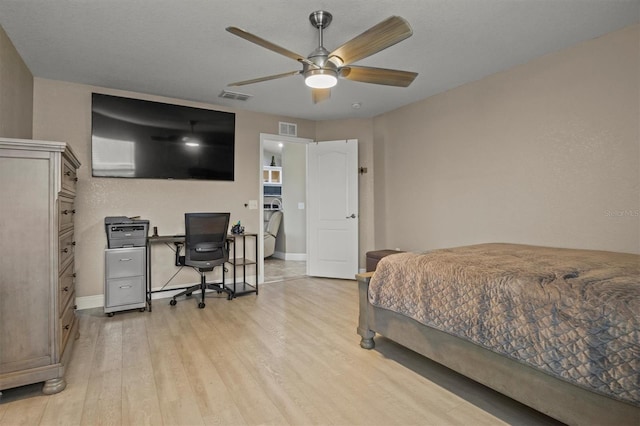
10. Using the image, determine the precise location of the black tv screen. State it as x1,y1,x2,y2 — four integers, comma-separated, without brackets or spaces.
91,93,235,180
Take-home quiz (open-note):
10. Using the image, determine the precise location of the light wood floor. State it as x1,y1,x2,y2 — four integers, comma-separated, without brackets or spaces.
263,258,306,283
0,277,560,426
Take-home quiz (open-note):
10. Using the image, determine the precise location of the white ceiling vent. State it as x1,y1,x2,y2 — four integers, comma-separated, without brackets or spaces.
218,90,252,101
279,122,297,137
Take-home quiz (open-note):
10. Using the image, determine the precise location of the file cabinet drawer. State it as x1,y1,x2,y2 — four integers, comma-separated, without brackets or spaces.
105,247,145,279
105,276,145,307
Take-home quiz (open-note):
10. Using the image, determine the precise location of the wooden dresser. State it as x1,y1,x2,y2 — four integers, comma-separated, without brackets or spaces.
0,138,81,395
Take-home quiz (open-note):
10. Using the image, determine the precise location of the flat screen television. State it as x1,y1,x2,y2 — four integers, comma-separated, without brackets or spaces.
91,93,235,180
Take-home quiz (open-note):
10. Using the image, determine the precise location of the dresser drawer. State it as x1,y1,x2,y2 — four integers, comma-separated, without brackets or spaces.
61,156,78,195
60,301,76,355
105,247,145,279
105,276,145,308
59,260,75,317
58,196,75,232
59,229,75,269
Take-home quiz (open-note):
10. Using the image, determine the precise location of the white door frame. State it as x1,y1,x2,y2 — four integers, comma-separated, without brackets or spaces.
258,133,313,284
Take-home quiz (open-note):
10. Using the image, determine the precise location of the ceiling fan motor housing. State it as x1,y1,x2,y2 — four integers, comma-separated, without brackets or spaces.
304,46,338,88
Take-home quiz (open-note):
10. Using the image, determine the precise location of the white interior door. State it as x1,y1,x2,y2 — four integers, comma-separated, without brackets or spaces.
307,139,358,279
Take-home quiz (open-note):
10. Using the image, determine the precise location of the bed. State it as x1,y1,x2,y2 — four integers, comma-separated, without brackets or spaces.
356,243,640,425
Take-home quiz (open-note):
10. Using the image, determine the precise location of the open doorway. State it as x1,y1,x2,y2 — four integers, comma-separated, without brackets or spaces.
259,133,312,283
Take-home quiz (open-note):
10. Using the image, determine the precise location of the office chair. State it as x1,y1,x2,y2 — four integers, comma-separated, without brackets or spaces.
169,212,233,308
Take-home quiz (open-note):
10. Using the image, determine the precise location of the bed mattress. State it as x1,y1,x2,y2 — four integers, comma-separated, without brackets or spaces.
368,243,640,406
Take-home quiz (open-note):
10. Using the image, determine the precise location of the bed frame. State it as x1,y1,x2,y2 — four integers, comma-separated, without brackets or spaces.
356,273,640,425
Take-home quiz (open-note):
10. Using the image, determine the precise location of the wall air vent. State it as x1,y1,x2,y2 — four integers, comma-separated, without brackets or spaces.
218,90,252,101
279,122,297,137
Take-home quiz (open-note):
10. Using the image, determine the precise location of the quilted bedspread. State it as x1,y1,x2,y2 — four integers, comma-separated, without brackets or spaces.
368,243,640,406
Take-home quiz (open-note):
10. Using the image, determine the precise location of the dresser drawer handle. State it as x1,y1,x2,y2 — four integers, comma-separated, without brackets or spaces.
119,285,132,289
71,241,77,246
73,273,77,278
63,286,69,292
62,209,76,215
119,258,132,262
64,171,72,176
63,324,70,330
62,248,69,253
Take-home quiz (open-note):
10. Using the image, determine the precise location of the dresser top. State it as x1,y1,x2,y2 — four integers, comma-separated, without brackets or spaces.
0,138,80,167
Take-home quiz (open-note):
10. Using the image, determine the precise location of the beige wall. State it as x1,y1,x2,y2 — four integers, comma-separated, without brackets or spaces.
373,24,640,254
315,119,376,266
0,25,33,138
32,78,315,298
280,142,306,255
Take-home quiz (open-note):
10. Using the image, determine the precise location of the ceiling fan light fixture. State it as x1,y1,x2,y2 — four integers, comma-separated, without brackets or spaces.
304,69,338,89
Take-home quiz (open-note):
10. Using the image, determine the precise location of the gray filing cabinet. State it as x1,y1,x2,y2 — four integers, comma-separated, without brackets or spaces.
104,246,147,316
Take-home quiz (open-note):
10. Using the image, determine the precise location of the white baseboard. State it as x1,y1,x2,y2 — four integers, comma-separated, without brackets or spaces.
273,251,307,261
75,277,258,311
76,294,104,310
286,253,307,261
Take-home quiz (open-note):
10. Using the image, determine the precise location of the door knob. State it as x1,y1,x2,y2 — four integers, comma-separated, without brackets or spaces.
346,214,356,219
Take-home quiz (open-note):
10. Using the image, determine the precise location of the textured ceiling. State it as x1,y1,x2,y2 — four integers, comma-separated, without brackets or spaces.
0,0,638,121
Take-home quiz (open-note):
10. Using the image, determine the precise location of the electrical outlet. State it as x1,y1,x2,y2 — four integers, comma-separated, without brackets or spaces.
298,202,305,210
248,200,258,209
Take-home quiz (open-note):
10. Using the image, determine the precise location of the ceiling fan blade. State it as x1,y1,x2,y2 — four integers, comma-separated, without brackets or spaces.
226,26,317,68
328,16,413,67
312,88,331,104
228,71,301,87
340,66,418,87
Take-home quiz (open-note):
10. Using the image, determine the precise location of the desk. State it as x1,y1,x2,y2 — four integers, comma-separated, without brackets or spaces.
146,233,258,311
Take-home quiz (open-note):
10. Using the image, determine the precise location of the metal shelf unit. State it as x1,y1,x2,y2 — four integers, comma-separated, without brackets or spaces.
226,233,258,297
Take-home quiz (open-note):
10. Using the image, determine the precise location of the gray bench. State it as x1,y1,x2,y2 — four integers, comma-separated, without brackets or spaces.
365,249,404,272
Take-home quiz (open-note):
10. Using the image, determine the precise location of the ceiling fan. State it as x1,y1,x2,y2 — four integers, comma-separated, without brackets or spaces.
226,11,418,103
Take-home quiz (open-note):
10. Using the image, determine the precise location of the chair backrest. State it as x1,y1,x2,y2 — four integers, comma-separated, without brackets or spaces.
184,212,230,270
265,210,283,236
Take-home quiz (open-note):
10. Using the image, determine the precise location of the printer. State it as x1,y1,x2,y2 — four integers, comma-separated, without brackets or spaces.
104,216,150,248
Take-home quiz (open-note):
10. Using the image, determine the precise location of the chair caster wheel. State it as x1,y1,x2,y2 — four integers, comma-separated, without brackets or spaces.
169,299,177,306
198,302,205,309
107,312,114,317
